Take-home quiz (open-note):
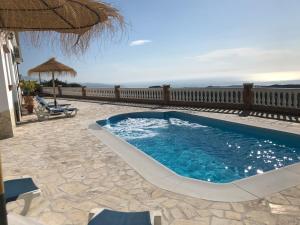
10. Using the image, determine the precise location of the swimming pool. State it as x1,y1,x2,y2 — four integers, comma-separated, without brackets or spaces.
97,111,300,183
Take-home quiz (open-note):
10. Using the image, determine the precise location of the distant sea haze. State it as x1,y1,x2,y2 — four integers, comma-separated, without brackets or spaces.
82,79,300,88
22,76,300,88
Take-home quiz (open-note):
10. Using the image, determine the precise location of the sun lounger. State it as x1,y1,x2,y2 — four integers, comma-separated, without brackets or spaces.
88,208,162,225
34,97,78,121
35,105,78,120
35,96,70,108
4,178,41,216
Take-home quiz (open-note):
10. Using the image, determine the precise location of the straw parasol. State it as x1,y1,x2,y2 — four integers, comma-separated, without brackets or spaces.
0,0,124,54
28,57,77,106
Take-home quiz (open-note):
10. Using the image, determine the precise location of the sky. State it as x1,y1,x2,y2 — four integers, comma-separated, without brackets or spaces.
19,0,300,86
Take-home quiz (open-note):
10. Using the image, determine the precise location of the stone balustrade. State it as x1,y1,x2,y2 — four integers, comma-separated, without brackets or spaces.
42,87,59,95
60,87,82,96
85,88,115,98
40,84,300,115
253,88,300,109
170,88,243,104
119,88,163,101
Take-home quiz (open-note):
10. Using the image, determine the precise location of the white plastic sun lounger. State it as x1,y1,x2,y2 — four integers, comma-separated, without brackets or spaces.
34,99,78,121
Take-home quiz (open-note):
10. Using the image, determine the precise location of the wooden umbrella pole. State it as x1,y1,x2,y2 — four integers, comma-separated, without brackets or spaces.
52,72,57,107
0,153,8,225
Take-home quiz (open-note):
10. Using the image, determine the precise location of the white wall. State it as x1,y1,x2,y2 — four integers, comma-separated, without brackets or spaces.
0,33,21,139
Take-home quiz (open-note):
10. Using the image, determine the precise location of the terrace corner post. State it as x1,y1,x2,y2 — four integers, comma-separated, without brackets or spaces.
114,85,121,101
82,86,86,97
243,83,254,111
0,153,8,225
163,85,171,105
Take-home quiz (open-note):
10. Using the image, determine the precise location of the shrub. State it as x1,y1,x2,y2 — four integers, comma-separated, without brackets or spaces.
20,80,40,96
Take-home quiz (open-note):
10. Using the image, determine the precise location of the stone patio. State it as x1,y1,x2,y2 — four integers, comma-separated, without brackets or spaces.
1,99,300,225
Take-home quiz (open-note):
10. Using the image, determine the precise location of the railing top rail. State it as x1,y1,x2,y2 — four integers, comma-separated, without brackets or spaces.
254,87,300,91
86,87,114,90
61,87,82,89
171,87,244,91
119,88,163,90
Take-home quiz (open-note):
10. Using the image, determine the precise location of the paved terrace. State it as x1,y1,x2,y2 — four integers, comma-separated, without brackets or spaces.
1,99,300,225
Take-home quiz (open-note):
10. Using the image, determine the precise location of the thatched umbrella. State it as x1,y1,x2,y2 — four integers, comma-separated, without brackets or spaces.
0,0,124,54
28,57,77,106
0,1,123,223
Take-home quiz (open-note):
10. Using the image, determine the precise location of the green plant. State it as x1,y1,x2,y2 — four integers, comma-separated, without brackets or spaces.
20,80,39,96
41,79,82,87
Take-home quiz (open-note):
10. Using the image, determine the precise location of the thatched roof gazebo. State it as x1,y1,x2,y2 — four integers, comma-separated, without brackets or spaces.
28,57,77,106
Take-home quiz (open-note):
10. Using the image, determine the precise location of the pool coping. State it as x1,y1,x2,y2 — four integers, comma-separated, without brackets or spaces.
86,111,300,202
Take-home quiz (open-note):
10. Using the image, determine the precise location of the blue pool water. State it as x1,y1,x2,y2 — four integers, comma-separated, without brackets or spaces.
97,111,300,183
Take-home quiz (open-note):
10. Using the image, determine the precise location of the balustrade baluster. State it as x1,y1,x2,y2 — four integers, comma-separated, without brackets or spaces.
180,90,183,101
267,91,271,106
218,91,222,103
215,91,217,103
207,91,210,103
200,91,203,102
263,92,267,105
195,90,199,102
288,91,293,108
192,90,195,102
259,92,262,105
281,92,285,107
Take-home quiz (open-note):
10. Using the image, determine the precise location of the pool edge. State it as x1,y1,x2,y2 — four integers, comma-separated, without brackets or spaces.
87,120,300,202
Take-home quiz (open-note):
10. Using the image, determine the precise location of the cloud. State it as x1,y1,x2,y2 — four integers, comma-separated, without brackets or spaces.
129,40,152,46
249,71,300,82
194,48,296,63
192,47,300,73
81,47,300,84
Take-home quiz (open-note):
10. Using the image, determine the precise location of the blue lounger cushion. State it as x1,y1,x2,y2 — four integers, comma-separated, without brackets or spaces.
88,209,152,225
36,96,70,108
48,107,77,113
35,96,71,108
4,178,38,203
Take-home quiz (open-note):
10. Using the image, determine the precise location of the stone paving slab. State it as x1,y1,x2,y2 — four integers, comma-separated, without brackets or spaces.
1,99,300,225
